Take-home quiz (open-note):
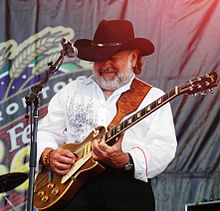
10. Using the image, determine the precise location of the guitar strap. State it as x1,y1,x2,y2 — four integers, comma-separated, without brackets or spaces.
108,77,152,129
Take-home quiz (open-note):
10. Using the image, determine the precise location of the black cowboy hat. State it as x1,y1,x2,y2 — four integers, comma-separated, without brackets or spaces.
74,19,154,62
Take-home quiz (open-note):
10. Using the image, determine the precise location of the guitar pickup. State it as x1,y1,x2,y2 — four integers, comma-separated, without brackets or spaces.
61,151,92,184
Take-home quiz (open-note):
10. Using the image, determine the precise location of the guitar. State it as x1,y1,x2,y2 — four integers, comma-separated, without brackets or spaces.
34,71,219,210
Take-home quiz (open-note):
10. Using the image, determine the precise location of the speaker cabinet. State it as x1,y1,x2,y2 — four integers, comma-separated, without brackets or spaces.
185,200,220,211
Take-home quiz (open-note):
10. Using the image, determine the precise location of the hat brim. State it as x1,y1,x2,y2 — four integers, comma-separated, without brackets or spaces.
74,38,154,62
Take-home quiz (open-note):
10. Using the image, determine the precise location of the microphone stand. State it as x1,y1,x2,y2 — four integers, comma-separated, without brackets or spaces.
25,42,68,211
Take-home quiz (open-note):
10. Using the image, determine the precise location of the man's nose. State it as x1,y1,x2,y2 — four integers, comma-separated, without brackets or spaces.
100,60,112,70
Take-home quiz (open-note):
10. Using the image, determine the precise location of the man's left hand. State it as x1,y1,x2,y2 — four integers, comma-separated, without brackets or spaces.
92,134,129,168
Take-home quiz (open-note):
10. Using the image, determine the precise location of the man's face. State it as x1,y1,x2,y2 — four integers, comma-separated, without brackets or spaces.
93,50,136,91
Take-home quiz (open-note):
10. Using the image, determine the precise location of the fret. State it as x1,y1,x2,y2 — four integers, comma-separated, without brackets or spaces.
163,89,175,103
116,125,121,132
127,117,133,124
171,88,176,97
107,131,111,139
162,94,168,102
146,105,151,111
133,114,137,122
136,111,141,118
140,109,145,117
157,97,162,104
163,92,170,101
121,121,126,130
151,101,157,110
109,128,114,137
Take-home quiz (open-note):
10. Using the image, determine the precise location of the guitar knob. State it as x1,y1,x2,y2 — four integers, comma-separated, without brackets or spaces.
41,195,49,202
47,182,54,189
52,188,59,195
37,191,44,197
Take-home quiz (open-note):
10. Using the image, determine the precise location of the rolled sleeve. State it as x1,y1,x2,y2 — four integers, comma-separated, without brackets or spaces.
122,88,177,182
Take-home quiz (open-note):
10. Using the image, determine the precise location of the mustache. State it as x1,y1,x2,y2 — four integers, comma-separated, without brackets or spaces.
99,67,117,73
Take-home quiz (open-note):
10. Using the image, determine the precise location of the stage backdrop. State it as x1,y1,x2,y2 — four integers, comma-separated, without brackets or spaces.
0,1,219,211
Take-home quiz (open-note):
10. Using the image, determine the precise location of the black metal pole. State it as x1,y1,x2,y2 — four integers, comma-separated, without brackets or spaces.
27,98,39,211
25,44,67,211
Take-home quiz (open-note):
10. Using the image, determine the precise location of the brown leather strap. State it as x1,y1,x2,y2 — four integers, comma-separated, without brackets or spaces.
108,78,152,129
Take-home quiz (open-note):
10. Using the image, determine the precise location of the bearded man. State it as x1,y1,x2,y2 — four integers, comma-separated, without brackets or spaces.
36,20,177,211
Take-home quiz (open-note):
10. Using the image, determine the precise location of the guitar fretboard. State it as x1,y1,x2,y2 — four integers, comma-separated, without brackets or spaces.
104,87,178,145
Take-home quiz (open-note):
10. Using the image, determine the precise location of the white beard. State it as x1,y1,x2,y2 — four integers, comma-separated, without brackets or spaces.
93,56,134,91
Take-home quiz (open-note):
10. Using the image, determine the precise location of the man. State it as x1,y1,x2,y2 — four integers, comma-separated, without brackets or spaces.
36,20,177,211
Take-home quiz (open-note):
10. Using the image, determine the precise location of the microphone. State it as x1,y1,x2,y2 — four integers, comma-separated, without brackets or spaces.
61,38,78,58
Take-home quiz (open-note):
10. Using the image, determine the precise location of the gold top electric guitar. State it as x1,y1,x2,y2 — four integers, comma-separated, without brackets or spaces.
34,72,219,210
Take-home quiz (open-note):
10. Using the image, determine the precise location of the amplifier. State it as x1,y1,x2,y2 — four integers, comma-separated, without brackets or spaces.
185,200,220,211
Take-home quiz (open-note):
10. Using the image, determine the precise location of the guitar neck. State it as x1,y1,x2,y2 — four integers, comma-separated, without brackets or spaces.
105,86,179,145
102,71,219,145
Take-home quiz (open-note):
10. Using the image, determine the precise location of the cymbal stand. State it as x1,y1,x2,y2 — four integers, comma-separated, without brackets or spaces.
2,192,18,211
1,182,18,211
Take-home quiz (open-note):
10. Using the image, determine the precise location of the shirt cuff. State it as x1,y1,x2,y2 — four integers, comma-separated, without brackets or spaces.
129,146,149,182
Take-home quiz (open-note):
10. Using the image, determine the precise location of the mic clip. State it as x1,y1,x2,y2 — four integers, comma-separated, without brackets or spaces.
61,38,78,58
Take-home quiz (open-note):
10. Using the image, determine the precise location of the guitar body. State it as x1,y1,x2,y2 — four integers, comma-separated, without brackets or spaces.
34,126,106,210
33,72,219,210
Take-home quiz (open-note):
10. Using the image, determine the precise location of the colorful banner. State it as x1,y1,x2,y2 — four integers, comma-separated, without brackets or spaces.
0,25,92,210
0,1,219,211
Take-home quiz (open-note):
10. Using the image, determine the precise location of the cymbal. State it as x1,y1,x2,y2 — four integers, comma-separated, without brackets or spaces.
0,172,28,193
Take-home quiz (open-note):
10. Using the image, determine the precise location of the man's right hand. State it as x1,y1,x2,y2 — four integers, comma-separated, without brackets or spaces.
48,148,77,175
